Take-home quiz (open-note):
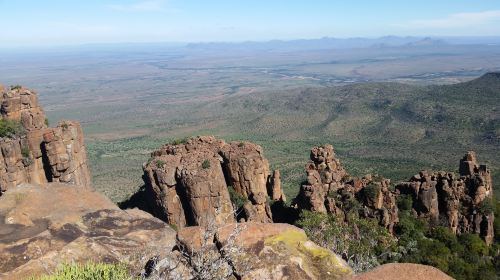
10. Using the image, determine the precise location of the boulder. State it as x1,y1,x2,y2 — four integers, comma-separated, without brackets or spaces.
0,183,176,280
173,222,353,280
349,263,453,280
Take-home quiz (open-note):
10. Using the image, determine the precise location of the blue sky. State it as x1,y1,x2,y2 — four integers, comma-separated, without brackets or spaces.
1,0,500,47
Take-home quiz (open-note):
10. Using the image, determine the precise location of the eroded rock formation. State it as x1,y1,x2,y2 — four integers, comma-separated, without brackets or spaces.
142,136,284,228
294,144,399,232
0,85,91,193
293,144,494,244
397,151,495,245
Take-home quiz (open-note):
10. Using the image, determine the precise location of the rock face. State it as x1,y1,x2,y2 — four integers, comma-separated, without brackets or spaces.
142,136,284,228
397,151,495,245
0,85,91,193
0,183,176,280
294,145,399,232
173,222,353,280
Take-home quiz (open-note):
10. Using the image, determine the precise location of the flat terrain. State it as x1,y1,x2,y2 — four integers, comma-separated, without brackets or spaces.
1,39,499,202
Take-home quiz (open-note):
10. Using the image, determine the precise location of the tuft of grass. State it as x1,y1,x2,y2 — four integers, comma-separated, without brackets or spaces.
201,159,211,169
155,159,166,169
44,118,49,126
27,262,135,280
10,85,22,90
170,137,189,145
228,186,247,209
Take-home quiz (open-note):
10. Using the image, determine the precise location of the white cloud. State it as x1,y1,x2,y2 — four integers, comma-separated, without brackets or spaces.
107,0,168,12
405,10,500,29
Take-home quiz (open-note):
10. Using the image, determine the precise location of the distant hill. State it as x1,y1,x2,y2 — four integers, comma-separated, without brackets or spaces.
184,73,500,197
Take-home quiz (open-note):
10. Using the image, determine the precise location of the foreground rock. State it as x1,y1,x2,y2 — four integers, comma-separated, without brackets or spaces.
0,183,176,279
0,85,91,193
142,136,284,228
349,263,453,280
397,151,495,244
159,222,352,280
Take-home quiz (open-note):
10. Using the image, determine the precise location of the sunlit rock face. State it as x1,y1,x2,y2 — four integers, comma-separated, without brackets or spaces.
142,136,284,228
0,85,91,193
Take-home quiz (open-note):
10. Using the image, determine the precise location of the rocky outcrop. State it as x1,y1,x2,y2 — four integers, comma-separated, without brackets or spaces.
142,136,283,228
1,85,46,131
0,85,91,193
293,144,399,232
396,151,495,245
41,121,91,186
293,145,494,243
172,222,353,280
0,183,176,280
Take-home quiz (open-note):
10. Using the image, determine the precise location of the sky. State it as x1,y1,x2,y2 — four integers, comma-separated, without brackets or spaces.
1,0,500,47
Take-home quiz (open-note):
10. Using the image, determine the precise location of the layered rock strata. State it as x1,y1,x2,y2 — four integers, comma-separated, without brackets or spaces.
0,85,91,193
142,136,284,228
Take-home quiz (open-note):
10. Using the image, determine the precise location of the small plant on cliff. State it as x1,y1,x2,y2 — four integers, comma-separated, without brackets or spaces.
61,122,69,130
44,118,49,126
477,198,495,215
170,137,188,145
155,159,166,169
0,119,25,138
238,142,245,148
21,146,30,158
21,145,33,166
363,183,381,201
10,84,22,90
228,186,247,209
202,159,211,169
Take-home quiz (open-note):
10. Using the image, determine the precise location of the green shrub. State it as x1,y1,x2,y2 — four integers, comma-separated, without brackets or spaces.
201,159,211,169
44,118,49,126
155,159,166,169
238,142,245,147
0,119,25,138
477,198,495,215
228,186,247,209
363,183,381,200
397,194,413,211
170,137,188,145
27,262,135,280
10,85,22,90
21,146,31,158
297,210,396,272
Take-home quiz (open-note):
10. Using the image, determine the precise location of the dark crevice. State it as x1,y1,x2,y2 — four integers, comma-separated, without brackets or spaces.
40,142,53,182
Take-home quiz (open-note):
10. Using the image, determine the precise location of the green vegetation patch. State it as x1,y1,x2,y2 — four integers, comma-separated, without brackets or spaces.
201,159,211,169
0,119,25,138
27,262,135,280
